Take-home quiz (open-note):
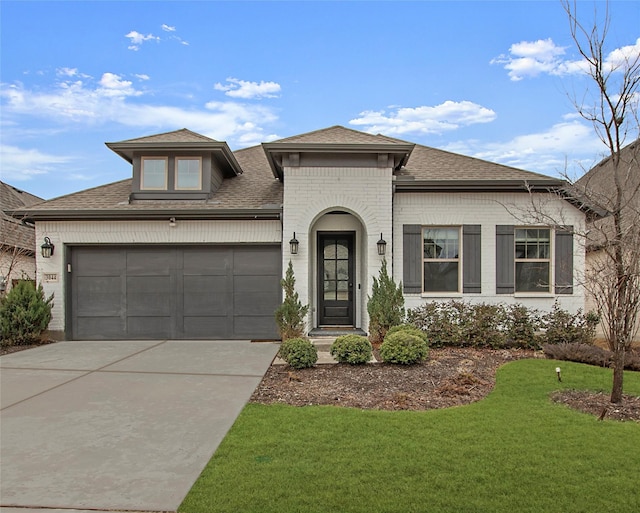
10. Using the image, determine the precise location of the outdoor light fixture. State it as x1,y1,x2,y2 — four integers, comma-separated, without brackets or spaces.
169,217,176,228
377,233,387,256
41,237,55,258
289,232,299,255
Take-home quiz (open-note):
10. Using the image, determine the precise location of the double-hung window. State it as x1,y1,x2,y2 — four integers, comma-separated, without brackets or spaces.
423,227,460,292
175,157,202,190
514,228,551,292
141,157,168,190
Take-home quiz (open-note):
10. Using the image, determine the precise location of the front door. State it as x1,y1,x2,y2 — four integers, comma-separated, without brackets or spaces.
318,232,355,325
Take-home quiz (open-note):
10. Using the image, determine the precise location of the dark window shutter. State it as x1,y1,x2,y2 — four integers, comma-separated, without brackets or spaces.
403,225,422,293
555,226,574,294
496,225,515,294
463,225,481,293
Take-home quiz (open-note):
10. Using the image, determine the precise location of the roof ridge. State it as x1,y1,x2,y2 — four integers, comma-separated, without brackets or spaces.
113,128,219,144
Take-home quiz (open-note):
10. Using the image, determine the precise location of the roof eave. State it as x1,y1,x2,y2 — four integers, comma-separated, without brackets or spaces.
393,179,566,193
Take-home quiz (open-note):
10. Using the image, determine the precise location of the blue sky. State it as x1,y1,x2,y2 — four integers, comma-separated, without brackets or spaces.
1,0,639,200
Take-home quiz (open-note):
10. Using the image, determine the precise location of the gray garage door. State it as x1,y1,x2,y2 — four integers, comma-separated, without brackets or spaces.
69,245,281,340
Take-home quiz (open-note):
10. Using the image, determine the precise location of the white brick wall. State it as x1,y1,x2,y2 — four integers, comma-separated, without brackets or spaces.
283,166,393,331
392,191,586,314
35,219,282,334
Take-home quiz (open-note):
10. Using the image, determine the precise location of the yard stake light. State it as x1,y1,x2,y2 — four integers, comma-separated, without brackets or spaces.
556,367,562,382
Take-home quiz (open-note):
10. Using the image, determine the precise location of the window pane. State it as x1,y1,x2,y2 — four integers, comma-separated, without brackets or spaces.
323,243,336,259
516,262,550,292
324,260,336,281
424,228,459,259
142,159,166,189
336,241,348,259
336,260,349,280
424,261,459,292
176,159,201,189
323,280,336,300
336,281,349,300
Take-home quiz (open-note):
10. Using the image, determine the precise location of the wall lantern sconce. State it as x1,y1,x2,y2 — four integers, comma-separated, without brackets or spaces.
169,217,176,228
377,233,387,256
289,232,299,255
41,237,55,258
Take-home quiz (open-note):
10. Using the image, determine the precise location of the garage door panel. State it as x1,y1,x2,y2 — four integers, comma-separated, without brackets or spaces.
183,275,228,315
183,316,229,338
76,317,125,340
183,248,230,274
127,250,174,275
233,248,280,275
127,276,173,316
234,316,278,337
76,277,122,316
128,317,173,339
233,276,280,315
75,249,125,276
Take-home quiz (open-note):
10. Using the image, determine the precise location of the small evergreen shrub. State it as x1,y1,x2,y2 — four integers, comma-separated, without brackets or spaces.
330,334,372,365
407,301,464,347
380,330,428,365
278,337,317,369
367,259,405,345
275,261,309,341
504,304,542,349
541,302,599,345
461,303,506,348
543,342,640,371
385,324,429,345
0,281,54,346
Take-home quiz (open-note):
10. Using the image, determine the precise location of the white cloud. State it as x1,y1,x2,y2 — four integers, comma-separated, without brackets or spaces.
0,144,73,181
0,76,279,147
214,78,281,99
492,37,640,81
349,101,496,135
125,30,159,51
134,74,150,81
161,24,176,32
441,120,604,178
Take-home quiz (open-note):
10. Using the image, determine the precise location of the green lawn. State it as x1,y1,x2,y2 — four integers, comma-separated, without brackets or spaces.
180,359,640,513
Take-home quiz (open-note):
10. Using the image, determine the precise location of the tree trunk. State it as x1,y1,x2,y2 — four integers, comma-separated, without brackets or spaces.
610,347,625,403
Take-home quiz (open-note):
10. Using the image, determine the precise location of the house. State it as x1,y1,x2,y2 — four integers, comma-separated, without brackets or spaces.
12,126,586,340
574,138,640,342
0,181,44,294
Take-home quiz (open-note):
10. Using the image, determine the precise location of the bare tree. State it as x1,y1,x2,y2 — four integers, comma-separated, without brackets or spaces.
563,0,640,403
0,215,36,296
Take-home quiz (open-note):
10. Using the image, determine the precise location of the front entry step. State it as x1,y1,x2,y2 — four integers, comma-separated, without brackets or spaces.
308,327,367,338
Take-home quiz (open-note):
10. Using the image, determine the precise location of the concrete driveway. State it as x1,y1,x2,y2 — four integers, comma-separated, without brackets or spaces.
0,339,279,512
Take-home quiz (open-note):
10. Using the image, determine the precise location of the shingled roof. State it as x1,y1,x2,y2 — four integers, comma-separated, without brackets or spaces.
1,181,44,252
14,126,567,221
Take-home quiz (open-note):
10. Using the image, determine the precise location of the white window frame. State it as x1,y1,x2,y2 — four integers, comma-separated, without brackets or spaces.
175,157,202,190
422,226,462,294
140,156,168,190
514,227,552,294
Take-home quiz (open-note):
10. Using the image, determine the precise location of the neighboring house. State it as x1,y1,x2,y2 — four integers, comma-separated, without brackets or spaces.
574,138,640,342
0,181,44,294
12,126,586,340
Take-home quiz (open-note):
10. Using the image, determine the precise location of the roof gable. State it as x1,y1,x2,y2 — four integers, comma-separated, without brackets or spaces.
115,128,219,144
1,181,44,251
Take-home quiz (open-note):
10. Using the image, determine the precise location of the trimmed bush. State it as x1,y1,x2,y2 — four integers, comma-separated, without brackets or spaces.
0,281,53,346
504,304,542,349
385,324,429,345
543,342,640,371
380,330,428,365
541,302,598,345
278,337,317,369
330,335,372,365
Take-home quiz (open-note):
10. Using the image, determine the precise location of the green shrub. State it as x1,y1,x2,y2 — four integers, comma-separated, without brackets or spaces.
0,281,54,346
542,342,640,371
504,304,542,349
278,337,317,369
330,334,372,364
367,259,405,345
380,330,428,365
385,324,429,345
461,303,506,348
275,261,309,341
407,301,464,347
541,302,599,345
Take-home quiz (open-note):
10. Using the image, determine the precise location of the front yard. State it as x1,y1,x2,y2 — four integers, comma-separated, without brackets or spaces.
180,359,640,513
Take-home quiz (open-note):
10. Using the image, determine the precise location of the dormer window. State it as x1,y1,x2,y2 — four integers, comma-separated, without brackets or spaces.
176,157,202,190
141,157,168,190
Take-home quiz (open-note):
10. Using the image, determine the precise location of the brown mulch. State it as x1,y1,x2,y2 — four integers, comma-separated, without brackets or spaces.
0,339,56,356
251,347,640,422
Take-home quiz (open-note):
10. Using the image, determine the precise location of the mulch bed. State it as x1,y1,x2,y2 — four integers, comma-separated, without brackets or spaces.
251,347,640,422
0,339,56,356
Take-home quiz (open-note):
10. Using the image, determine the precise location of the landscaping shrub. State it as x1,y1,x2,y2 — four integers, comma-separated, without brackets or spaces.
275,261,309,341
380,330,428,365
385,324,429,345
407,301,464,347
330,334,372,365
541,302,599,345
0,281,53,346
503,304,542,349
278,337,317,369
543,342,640,371
367,259,405,345
460,303,506,348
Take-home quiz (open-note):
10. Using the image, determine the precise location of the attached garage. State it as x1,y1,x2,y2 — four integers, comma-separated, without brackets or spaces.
69,245,281,340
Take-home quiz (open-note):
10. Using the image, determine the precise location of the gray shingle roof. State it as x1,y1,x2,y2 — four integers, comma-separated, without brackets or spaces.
1,182,44,251
16,126,565,220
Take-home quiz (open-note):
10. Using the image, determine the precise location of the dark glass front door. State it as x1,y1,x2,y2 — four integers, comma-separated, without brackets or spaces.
318,233,354,325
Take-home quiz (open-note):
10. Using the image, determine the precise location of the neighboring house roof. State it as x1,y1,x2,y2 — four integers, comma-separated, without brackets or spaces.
12,126,568,221
0,181,44,252
573,138,640,249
